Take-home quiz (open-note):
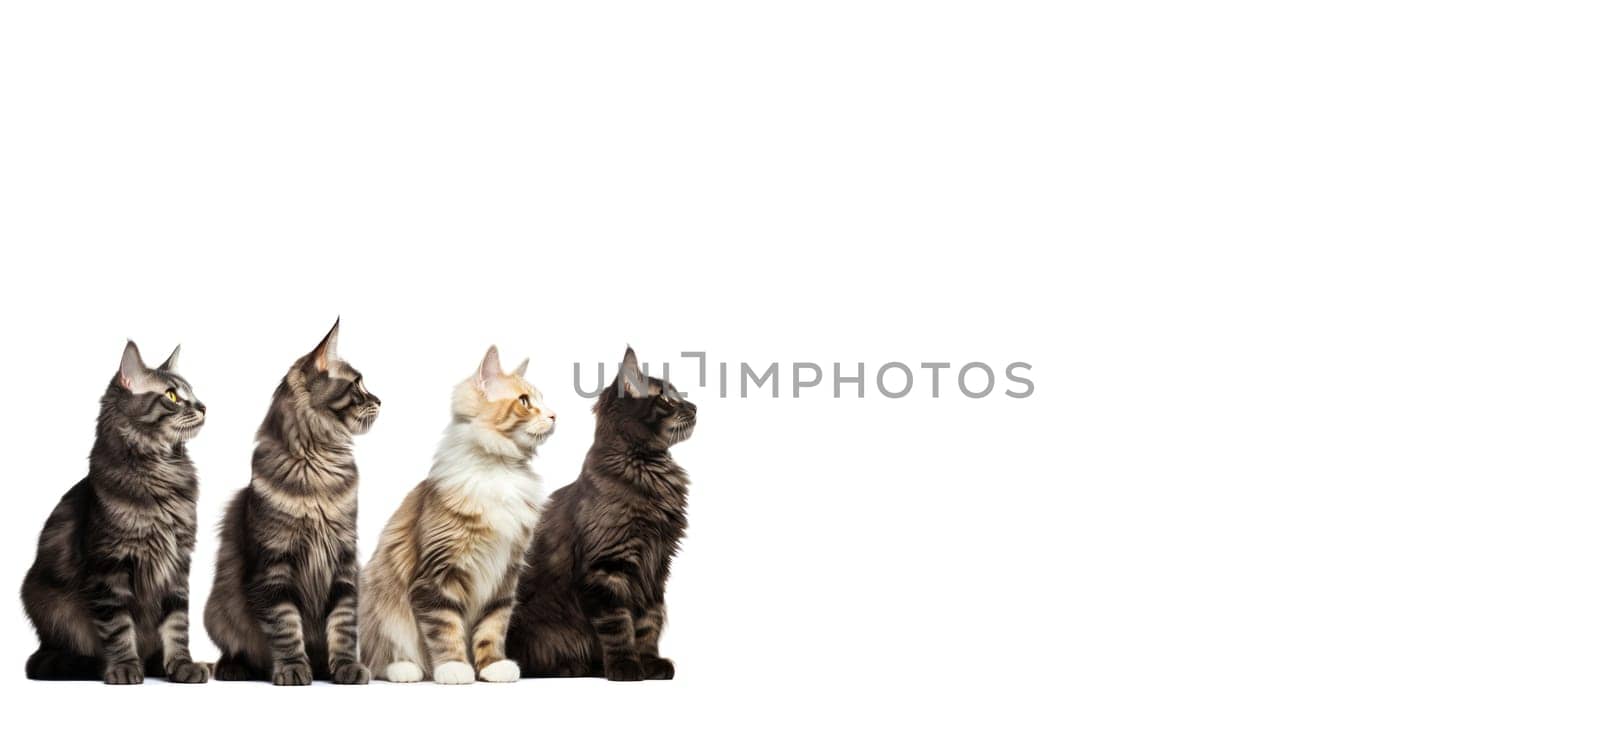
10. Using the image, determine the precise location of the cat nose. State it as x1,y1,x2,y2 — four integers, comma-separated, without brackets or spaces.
548,412,557,422
195,402,207,414
370,394,382,406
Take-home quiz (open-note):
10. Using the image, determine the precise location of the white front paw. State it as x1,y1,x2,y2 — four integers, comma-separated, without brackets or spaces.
478,659,520,683
433,660,474,685
385,661,423,683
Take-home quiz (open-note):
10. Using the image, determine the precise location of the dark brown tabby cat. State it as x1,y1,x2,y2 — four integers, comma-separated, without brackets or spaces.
21,341,209,683
507,346,695,680
203,320,381,685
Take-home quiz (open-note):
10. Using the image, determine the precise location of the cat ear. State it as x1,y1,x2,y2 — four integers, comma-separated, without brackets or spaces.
158,344,181,372
310,317,340,372
477,345,505,392
513,358,529,379
618,345,645,397
118,340,156,392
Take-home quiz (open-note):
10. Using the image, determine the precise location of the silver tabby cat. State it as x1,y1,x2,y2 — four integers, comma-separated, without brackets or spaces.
203,319,381,685
22,341,210,683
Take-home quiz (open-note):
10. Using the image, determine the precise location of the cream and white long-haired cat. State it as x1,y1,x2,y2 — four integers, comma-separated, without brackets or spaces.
359,346,555,683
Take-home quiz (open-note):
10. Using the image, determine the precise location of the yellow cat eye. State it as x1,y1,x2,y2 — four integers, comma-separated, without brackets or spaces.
165,389,179,403
518,395,531,408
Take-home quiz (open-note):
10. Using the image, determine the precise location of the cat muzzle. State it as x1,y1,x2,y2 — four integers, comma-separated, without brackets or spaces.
350,406,381,433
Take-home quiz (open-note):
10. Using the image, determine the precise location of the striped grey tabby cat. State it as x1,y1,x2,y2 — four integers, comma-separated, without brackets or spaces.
203,320,381,685
22,341,208,683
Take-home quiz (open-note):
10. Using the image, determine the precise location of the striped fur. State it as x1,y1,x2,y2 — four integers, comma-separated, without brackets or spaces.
203,320,380,685
508,347,693,681
21,341,210,683
361,346,552,683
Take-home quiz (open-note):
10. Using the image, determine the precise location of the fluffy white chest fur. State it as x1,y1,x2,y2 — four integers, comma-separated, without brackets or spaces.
429,431,545,608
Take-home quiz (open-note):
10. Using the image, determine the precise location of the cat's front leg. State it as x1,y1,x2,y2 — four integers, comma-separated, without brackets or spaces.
471,577,519,683
634,604,674,680
409,577,473,684
156,589,209,683
246,558,312,686
580,561,644,681
324,550,369,685
87,562,143,684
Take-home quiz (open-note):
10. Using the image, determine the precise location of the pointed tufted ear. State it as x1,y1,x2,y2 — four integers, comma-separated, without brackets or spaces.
310,318,341,372
477,345,505,393
118,340,160,393
617,345,645,397
158,344,181,372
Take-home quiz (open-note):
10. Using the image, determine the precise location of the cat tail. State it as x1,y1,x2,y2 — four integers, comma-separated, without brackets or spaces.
25,648,101,680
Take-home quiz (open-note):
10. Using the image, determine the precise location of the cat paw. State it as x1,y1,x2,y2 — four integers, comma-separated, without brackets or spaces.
271,661,313,686
332,663,370,685
641,656,675,680
384,661,423,683
604,658,645,682
166,660,211,684
433,660,475,685
103,661,144,685
478,659,520,683
212,657,255,681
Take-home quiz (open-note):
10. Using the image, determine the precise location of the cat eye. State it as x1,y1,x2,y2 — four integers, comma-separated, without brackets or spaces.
518,395,531,408
165,389,179,403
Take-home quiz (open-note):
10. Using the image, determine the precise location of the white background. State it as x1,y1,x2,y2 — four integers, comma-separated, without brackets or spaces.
0,2,1595,748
